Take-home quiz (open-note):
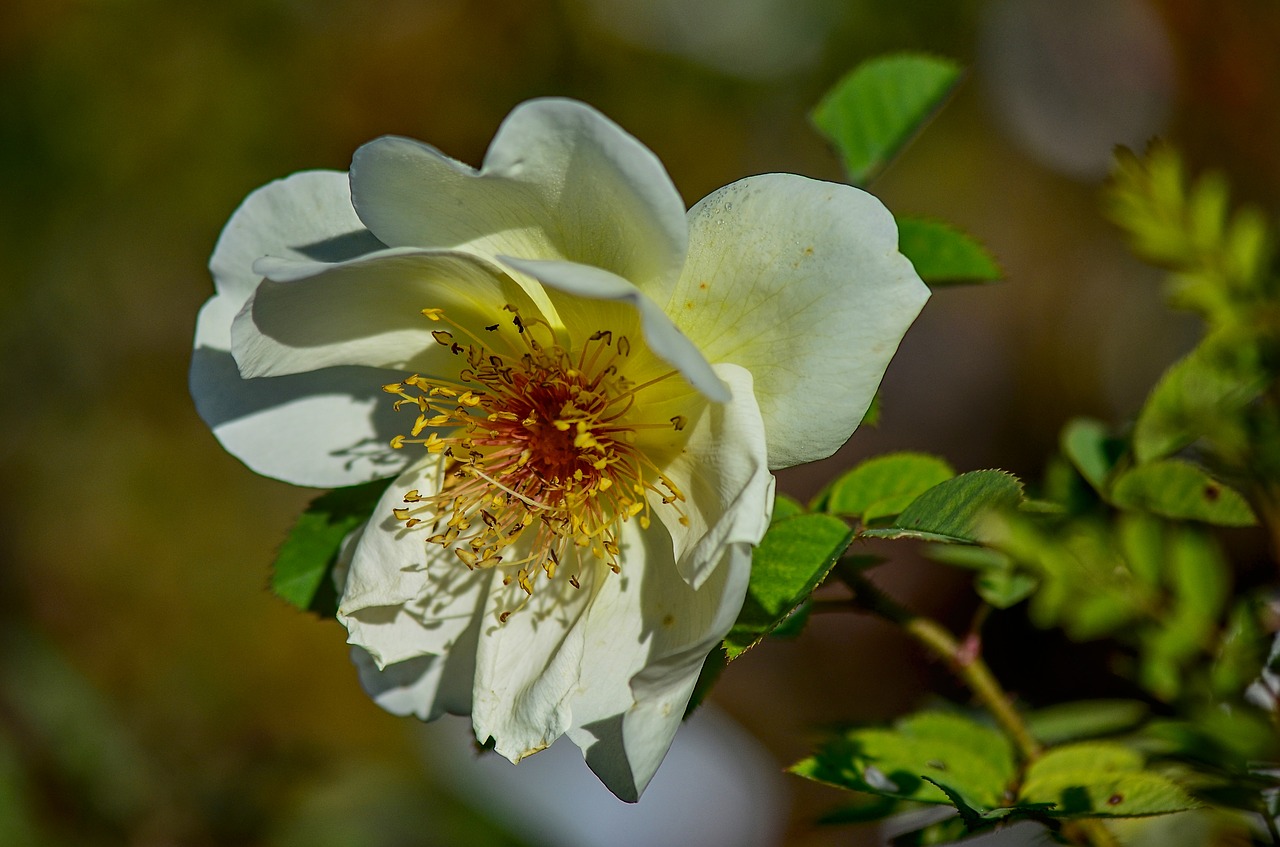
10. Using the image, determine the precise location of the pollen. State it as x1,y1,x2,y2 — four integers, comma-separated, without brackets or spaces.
383,305,690,619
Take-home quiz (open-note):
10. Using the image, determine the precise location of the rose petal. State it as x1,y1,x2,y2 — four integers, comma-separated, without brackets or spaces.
563,528,753,800
470,557,600,765
207,169,380,305
232,248,535,379
192,171,401,487
340,457,495,667
669,173,930,469
350,98,687,297
652,364,774,590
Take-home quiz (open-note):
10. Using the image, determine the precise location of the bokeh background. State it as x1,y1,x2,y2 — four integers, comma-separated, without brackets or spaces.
3,0,1279,844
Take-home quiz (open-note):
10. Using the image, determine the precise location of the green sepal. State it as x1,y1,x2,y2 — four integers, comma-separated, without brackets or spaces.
811,53,962,186
271,480,388,616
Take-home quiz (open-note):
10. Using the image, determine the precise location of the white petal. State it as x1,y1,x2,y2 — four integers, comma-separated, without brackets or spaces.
564,526,753,801
207,169,379,307
349,639,477,722
499,256,729,403
231,248,534,379
670,174,930,469
189,347,410,487
655,364,775,590
350,98,688,297
340,457,493,667
470,558,600,765
192,171,400,487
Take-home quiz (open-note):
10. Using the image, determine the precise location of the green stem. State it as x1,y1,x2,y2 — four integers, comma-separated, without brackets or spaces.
837,565,1042,760
837,564,1125,847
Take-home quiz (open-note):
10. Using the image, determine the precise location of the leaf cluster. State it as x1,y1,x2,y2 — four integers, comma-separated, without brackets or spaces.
737,62,1280,845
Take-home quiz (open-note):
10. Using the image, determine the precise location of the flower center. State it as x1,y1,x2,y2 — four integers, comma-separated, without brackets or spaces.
382,305,688,619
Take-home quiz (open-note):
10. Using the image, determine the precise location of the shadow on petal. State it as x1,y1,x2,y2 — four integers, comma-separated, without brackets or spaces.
293,229,385,263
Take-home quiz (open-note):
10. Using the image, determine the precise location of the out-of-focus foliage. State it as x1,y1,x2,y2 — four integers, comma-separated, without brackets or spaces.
776,68,1280,846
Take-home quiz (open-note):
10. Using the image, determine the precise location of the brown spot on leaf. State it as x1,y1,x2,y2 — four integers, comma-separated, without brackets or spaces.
1203,484,1221,501
1107,794,1124,806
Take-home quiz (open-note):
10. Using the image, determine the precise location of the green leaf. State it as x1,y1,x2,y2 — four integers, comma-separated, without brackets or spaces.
1133,331,1268,463
819,452,955,523
896,216,1001,286
724,513,855,660
1110,459,1256,526
1030,743,1142,777
925,544,1036,609
791,711,1017,810
1210,600,1267,699
1019,743,1198,818
772,493,806,521
1138,527,1230,700
812,53,962,185
1026,701,1150,745
860,392,882,428
683,645,726,719
1060,417,1126,495
860,470,1024,544
272,481,388,615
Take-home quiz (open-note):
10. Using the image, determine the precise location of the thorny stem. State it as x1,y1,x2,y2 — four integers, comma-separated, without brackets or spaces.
835,562,1122,847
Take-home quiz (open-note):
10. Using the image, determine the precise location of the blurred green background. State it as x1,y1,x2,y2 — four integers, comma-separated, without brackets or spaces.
3,0,1279,844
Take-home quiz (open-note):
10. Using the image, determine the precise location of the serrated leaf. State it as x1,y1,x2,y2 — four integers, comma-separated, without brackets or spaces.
1060,417,1126,494
271,481,387,615
1020,742,1199,817
896,216,1001,286
1025,772,1199,818
861,470,1024,544
820,452,955,523
1110,459,1256,526
725,513,855,660
1026,701,1150,745
812,53,962,185
792,711,1017,810
1020,743,1198,818
1029,742,1145,777
1133,331,1268,463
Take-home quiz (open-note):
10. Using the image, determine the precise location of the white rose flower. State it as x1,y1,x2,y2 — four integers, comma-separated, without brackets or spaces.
190,98,928,800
